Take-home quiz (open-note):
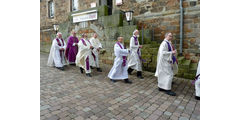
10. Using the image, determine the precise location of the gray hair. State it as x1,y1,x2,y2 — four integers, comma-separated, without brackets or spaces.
165,32,172,37
133,29,139,35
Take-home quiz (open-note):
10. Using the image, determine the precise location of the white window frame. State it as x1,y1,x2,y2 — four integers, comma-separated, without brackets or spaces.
71,0,79,12
48,0,54,18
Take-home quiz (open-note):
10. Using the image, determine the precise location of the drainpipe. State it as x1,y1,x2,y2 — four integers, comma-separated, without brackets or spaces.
179,0,183,55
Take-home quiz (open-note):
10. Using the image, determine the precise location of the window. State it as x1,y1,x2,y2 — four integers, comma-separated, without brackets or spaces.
71,0,78,12
48,0,54,18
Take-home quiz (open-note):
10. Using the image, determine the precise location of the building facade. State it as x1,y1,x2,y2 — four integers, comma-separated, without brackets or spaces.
40,0,200,79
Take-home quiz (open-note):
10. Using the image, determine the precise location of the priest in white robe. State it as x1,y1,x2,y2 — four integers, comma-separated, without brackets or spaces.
194,60,200,100
127,29,144,79
75,33,94,77
89,33,103,72
47,32,68,70
155,32,177,96
108,37,132,84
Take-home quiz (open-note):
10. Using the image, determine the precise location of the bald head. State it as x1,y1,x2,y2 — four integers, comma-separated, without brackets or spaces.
57,32,62,38
71,30,76,37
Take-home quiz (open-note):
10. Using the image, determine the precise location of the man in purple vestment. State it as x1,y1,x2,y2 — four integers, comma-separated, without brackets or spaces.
65,30,79,65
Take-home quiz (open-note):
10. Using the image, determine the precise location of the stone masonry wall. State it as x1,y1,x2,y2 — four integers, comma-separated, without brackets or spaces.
40,0,200,78
113,0,200,63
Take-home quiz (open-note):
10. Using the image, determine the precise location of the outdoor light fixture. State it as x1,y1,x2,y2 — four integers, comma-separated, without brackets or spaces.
53,24,59,34
125,10,134,25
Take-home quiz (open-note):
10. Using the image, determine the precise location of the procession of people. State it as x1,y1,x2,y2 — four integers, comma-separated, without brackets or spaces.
47,30,200,100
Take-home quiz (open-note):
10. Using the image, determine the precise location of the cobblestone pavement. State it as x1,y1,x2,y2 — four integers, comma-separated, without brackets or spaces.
41,52,200,120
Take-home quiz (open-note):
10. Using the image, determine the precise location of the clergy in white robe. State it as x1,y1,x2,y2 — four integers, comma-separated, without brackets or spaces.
75,34,94,77
155,32,177,96
194,60,200,100
47,32,68,70
89,33,103,72
108,37,132,84
127,29,144,79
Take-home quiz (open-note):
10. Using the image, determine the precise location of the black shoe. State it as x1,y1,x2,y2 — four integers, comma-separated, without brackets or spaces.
57,67,64,71
195,96,200,100
165,90,176,96
137,71,144,79
124,79,132,84
97,68,102,72
158,88,166,91
90,66,94,69
80,67,84,73
110,79,116,83
128,68,134,75
86,73,92,77
70,63,76,66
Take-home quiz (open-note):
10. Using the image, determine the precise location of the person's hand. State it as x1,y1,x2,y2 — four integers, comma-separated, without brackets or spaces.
61,48,65,50
172,50,176,54
90,46,93,49
97,48,100,51
139,45,143,48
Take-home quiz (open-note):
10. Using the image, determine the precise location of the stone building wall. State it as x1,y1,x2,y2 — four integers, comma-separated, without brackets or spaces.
40,0,200,79
114,0,200,63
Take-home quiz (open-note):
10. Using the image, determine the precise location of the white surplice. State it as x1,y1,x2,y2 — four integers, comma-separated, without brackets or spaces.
47,38,67,67
128,35,142,71
75,38,92,73
89,37,102,68
155,39,175,90
195,61,200,97
108,42,129,80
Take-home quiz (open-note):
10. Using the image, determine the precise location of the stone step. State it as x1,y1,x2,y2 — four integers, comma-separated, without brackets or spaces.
179,60,191,70
189,63,198,74
183,73,195,79
177,56,185,64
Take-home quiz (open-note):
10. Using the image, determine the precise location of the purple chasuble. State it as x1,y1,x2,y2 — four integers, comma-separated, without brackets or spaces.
65,36,79,63
116,42,127,66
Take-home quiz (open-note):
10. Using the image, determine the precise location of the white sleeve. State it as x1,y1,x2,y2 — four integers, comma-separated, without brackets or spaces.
130,37,139,49
62,40,67,50
78,41,90,50
53,39,61,50
99,42,102,48
160,43,172,55
114,44,129,56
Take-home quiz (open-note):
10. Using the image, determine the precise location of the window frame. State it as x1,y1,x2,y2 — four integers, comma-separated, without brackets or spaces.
71,0,79,12
48,0,54,19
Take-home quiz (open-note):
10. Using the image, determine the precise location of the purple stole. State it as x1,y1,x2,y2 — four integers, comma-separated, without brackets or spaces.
133,36,142,60
116,42,127,66
56,38,64,57
192,74,200,85
87,40,96,62
166,41,178,64
80,38,90,70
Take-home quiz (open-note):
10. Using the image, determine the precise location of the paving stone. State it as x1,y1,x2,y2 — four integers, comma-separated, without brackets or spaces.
40,53,200,120
164,111,172,116
179,116,190,120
